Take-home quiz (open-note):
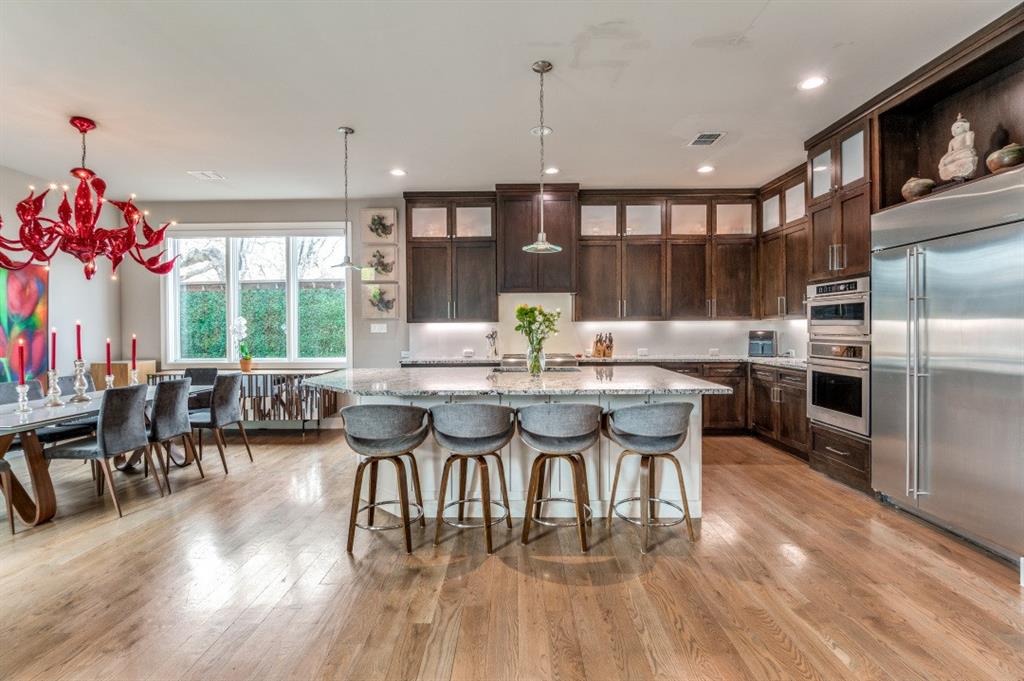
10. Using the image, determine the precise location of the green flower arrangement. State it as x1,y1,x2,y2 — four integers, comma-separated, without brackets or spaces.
514,304,560,376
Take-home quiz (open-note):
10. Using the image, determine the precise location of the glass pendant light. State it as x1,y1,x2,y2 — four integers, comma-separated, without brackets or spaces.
333,126,363,271
523,60,562,254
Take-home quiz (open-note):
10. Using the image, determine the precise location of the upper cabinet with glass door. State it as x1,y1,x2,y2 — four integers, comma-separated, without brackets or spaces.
623,202,664,237
761,194,781,233
454,204,493,238
579,202,618,238
409,204,450,239
807,118,870,206
714,201,755,237
409,197,496,240
669,201,709,237
580,200,665,238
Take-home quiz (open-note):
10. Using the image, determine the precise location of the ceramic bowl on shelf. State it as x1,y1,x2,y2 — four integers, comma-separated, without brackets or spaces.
986,143,1023,173
901,177,936,201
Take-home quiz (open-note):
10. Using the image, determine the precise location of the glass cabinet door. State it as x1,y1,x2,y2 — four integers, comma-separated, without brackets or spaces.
454,206,492,238
785,182,806,223
580,204,618,237
410,206,449,238
840,129,866,188
811,148,833,201
762,194,781,232
669,203,708,236
624,203,663,236
715,203,754,236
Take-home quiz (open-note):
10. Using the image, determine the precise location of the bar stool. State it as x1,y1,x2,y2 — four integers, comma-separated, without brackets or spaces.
606,402,697,553
519,403,602,551
430,403,515,553
342,404,428,554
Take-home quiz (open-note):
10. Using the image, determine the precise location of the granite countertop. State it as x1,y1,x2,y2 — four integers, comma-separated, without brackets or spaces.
304,365,732,397
399,355,806,370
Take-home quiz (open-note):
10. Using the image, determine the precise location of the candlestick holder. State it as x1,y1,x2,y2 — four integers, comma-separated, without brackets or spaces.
69,359,91,403
105,374,115,390
44,369,64,407
15,383,32,414
129,368,139,386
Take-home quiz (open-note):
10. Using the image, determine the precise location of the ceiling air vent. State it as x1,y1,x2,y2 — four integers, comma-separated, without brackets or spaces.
687,132,724,147
186,170,226,181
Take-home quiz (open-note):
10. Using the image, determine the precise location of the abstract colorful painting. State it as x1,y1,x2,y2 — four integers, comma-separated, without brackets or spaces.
0,266,48,383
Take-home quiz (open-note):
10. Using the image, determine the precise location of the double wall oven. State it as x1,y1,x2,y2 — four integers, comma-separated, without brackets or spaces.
806,277,871,437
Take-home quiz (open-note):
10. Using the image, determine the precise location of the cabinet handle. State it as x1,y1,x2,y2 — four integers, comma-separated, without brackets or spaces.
781,296,787,316
712,299,717,317
840,243,847,270
707,299,712,318
827,244,834,271
776,296,783,317
825,445,850,457
447,300,451,319
622,299,627,317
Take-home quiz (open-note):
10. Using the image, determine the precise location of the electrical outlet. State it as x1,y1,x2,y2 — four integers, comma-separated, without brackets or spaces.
370,323,388,334
400,350,410,360
637,347,649,357
462,348,474,357
709,347,720,357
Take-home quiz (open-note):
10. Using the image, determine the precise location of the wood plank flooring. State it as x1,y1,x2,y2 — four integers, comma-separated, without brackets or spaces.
1,431,1021,681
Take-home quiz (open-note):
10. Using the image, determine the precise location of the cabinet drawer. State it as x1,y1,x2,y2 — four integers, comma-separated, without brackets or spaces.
751,366,777,382
659,362,701,375
702,362,746,378
777,369,806,387
811,424,870,473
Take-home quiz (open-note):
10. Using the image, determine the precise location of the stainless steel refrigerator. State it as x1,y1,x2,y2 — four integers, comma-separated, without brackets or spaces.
871,167,1023,578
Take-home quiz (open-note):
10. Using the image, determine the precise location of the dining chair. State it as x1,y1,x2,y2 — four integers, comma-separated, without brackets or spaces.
1,458,14,535
189,373,252,468
44,384,164,518
185,367,218,411
149,377,211,492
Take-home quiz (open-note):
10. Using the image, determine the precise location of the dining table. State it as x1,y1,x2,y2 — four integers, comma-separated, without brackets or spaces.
0,384,210,527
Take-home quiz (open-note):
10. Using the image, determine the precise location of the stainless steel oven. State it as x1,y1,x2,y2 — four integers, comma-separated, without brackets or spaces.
806,277,870,337
807,338,870,436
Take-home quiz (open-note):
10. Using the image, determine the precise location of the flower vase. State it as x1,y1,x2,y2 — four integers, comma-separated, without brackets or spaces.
527,345,546,377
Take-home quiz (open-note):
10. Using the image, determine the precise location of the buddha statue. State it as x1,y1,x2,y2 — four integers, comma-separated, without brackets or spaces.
938,113,978,182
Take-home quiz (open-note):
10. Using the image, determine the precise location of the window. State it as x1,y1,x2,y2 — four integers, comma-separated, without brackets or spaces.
167,232,349,364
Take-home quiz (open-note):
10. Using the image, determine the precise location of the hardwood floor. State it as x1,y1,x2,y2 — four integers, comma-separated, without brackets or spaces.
1,431,1020,681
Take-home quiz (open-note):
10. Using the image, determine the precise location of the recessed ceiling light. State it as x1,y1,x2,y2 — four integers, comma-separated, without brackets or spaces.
544,167,559,175
799,75,828,90
697,165,715,174
389,168,406,176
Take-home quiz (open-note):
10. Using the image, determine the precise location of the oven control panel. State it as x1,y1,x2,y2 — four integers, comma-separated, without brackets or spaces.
808,276,870,298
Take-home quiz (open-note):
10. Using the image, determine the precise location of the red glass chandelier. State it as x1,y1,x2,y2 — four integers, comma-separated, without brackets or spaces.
0,116,176,279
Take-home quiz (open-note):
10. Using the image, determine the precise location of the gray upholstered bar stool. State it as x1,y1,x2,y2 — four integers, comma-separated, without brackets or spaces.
430,403,515,553
606,402,697,553
519,403,602,552
341,404,429,554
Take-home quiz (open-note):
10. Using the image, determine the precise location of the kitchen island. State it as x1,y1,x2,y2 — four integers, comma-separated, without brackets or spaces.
305,365,730,519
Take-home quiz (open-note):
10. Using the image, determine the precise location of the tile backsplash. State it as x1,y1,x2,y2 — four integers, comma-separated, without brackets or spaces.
408,293,809,359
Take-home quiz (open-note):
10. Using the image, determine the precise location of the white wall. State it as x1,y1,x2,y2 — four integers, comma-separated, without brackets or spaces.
121,197,406,369
0,165,122,371
409,292,809,359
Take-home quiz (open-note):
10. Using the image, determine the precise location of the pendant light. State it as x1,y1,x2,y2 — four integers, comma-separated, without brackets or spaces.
333,126,363,272
522,60,562,254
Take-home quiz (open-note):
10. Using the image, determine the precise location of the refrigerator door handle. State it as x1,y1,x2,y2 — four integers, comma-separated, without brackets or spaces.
915,247,929,496
906,246,916,498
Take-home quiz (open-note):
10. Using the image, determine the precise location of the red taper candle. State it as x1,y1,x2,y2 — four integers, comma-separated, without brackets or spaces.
131,334,137,370
105,338,111,376
18,339,26,385
76,320,82,361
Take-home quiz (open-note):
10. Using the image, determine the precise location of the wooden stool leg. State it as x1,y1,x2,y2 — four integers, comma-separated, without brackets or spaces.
366,460,379,526
457,458,468,522
521,455,546,545
639,456,651,554
488,452,513,529
98,458,123,518
391,457,413,554
404,453,426,527
347,459,369,553
475,456,493,554
608,449,629,529
648,457,657,523
572,453,592,526
567,455,588,552
533,459,547,520
667,454,697,542
1,469,13,535
434,457,454,546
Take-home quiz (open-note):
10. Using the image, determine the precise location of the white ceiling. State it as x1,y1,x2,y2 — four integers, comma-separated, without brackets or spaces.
0,1,1016,201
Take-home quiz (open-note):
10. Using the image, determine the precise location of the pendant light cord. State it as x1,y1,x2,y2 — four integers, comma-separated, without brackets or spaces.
538,67,545,237
80,133,87,168
343,130,350,229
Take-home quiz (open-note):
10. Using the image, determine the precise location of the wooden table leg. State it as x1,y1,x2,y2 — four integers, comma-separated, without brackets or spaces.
0,431,57,526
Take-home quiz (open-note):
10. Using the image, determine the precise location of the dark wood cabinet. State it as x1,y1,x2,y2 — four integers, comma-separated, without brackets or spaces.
783,226,809,316
452,241,497,321
833,184,870,277
576,241,621,320
759,233,785,319
808,200,835,282
497,184,577,293
710,240,755,319
576,240,664,320
748,366,809,458
750,369,775,435
622,241,665,319
702,363,748,430
810,423,871,493
667,241,709,319
407,243,452,322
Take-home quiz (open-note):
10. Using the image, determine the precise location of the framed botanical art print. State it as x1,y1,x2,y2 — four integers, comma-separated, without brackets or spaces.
362,245,398,281
361,283,398,319
360,208,397,244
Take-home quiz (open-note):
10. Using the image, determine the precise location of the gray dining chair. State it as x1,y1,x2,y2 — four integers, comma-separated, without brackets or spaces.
149,378,209,492
341,404,428,554
1,457,13,535
518,403,603,552
185,367,218,412
44,384,164,518
189,373,251,468
429,403,515,553
605,402,696,553
0,379,42,403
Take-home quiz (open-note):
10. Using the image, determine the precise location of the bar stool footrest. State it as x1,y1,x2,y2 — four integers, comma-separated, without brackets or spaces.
355,500,424,531
612,496,687,528
532,496,593,527
440,498,509,529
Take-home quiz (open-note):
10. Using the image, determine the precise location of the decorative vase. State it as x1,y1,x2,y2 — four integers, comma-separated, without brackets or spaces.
240,358,253,372
527,345,545,377
986,143,1024,173
901,177,936,202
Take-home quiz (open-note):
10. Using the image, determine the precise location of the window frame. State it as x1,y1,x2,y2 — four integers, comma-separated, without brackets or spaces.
161,223,352,369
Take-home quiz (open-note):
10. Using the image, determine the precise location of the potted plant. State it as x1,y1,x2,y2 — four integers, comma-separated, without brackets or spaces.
514,304,561,377
233,317,253,372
